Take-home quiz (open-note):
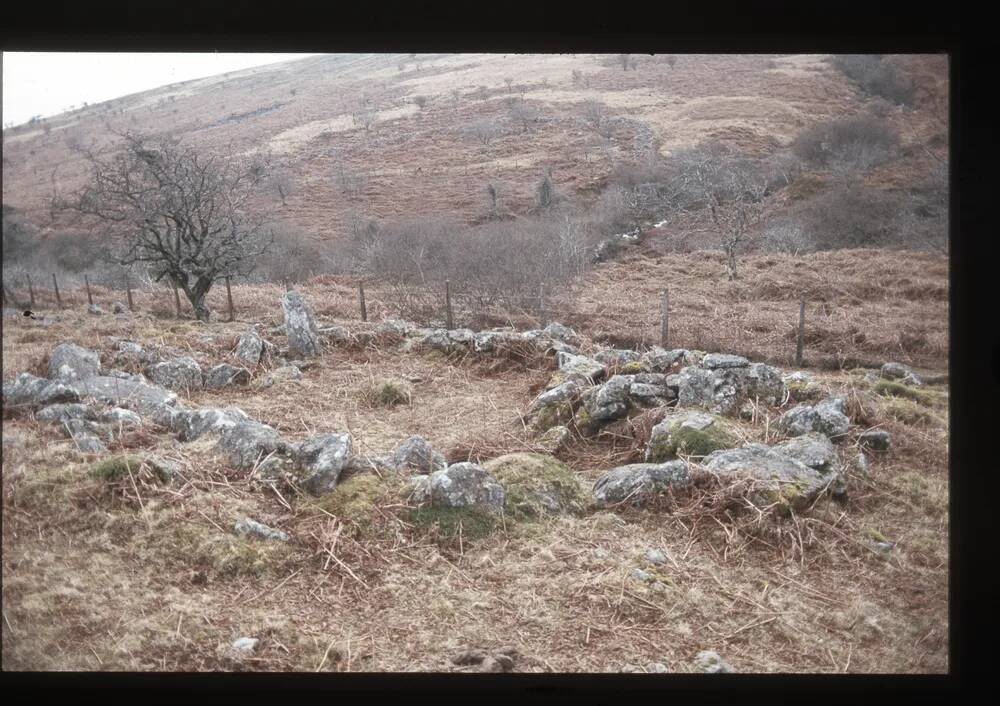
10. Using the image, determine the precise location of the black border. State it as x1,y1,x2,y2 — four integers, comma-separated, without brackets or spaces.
1,1,985,700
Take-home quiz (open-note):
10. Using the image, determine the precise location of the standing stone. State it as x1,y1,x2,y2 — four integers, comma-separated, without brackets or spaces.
147,357,204,392
390,435,448,474
205,364,251,389
234,328,265,366
295,433,353,494
281,291,322,357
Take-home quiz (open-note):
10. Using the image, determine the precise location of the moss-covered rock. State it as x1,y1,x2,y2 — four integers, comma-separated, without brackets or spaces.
872,379,939,406
482,452,587,519
645,412,739,462
90,455,173,484
305,473,408,531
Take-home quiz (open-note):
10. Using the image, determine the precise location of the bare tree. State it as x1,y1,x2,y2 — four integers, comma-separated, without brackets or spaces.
504,76,514,93
536,171,556,211
671,143,769,280
619,53,630,71
413,95,429,110
582,99,613,138
508,98,541,133
486,183,499,218
65,132,274,321
352,105,377,133
465,119,502,150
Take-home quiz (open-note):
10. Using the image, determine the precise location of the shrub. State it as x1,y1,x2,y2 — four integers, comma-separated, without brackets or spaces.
362,378,413,408
831,55,915,106
791,115,900,172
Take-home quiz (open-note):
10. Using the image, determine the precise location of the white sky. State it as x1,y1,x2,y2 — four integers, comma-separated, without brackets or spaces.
2,52,321,128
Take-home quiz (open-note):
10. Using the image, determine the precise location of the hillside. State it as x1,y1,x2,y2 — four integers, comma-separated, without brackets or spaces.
2,53,948,245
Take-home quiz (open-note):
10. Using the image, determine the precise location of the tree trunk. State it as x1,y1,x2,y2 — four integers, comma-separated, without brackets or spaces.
725,245,739,281
176,273,213,322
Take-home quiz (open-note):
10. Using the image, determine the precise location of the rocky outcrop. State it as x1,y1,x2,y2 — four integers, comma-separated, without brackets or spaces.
215,421,286,470
205,364,251,389
701,443,833,511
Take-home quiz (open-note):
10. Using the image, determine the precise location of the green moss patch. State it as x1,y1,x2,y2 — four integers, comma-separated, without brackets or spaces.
90,455,171,484
407,505,500,541
882,398,942,426
483,452,587,520
304,473,408,533
872,379,943,406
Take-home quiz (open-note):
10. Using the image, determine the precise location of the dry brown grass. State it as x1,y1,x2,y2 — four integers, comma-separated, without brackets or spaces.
1,251,948,674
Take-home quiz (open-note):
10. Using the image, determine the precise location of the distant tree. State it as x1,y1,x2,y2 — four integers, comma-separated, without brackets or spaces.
508,98,541,133
414,95,429,110
536,171,556,211
628,57,638,71
64,132,274,321
451,88,461,103
504,77,514,93
486,183,499,218
671,143,769,281
619,53,630,71
352,105,377,133
466,119,501,149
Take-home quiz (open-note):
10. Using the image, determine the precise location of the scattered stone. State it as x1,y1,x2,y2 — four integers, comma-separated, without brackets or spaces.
37,381,83,406
374,319,411,339
702,353,749,370
632,568,654,583
260,365,303,388
452,648,487,666
694,650,733,674
205,363,251,389
215,421,286,470
36,402,97,423
537,424,572,454
69,376,179,416
147,357,203,392
411,462,506,510
855,452,871,478
641,347,688,373
646,663,669,673
296,433,353,494
234,518,289,542
234,328,265,366
594,348,642,367
480,655,514,673
743,363,786,405
901,373,925,387
100,407,143,427
701,444,828,511
230,637,259,655
87,304,103,315
771,433,839,474
542,322,581,345
319,325,351,344
529,379,586,432
281,290,322,357
592,461,690,507
776,396,851,439
3,373,50,407
73,435,108,454
645,411,738,462
173,407,250,441
645,548,668,566
880,362,911,380
48,343,101,381
859,429,892,451
390,435,447,474
556,351,606,383
575,375,634,433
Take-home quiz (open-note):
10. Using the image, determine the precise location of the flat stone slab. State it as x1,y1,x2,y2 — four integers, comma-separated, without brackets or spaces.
69,376,179,415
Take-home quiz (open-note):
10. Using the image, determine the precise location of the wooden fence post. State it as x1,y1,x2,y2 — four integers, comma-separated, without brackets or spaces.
52,273,62,309
795,299,805,367
85,274,94,306
358,281,367,322
445,279,453,330
173,283,182,318
538,283,546,324
225,275,235,322
27,274,36,307
660,289,670,348
125,274,134,311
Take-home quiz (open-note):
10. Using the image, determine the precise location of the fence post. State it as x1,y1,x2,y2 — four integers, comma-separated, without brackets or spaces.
52,273,62,309
660,289,670,348
125,274,134,311
225,275,235,322
358,281,367,322
85,274,94,306
795,299,805,367
27,274,36,307
173,283,182,318
445,279,453,329
538,283,546,324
